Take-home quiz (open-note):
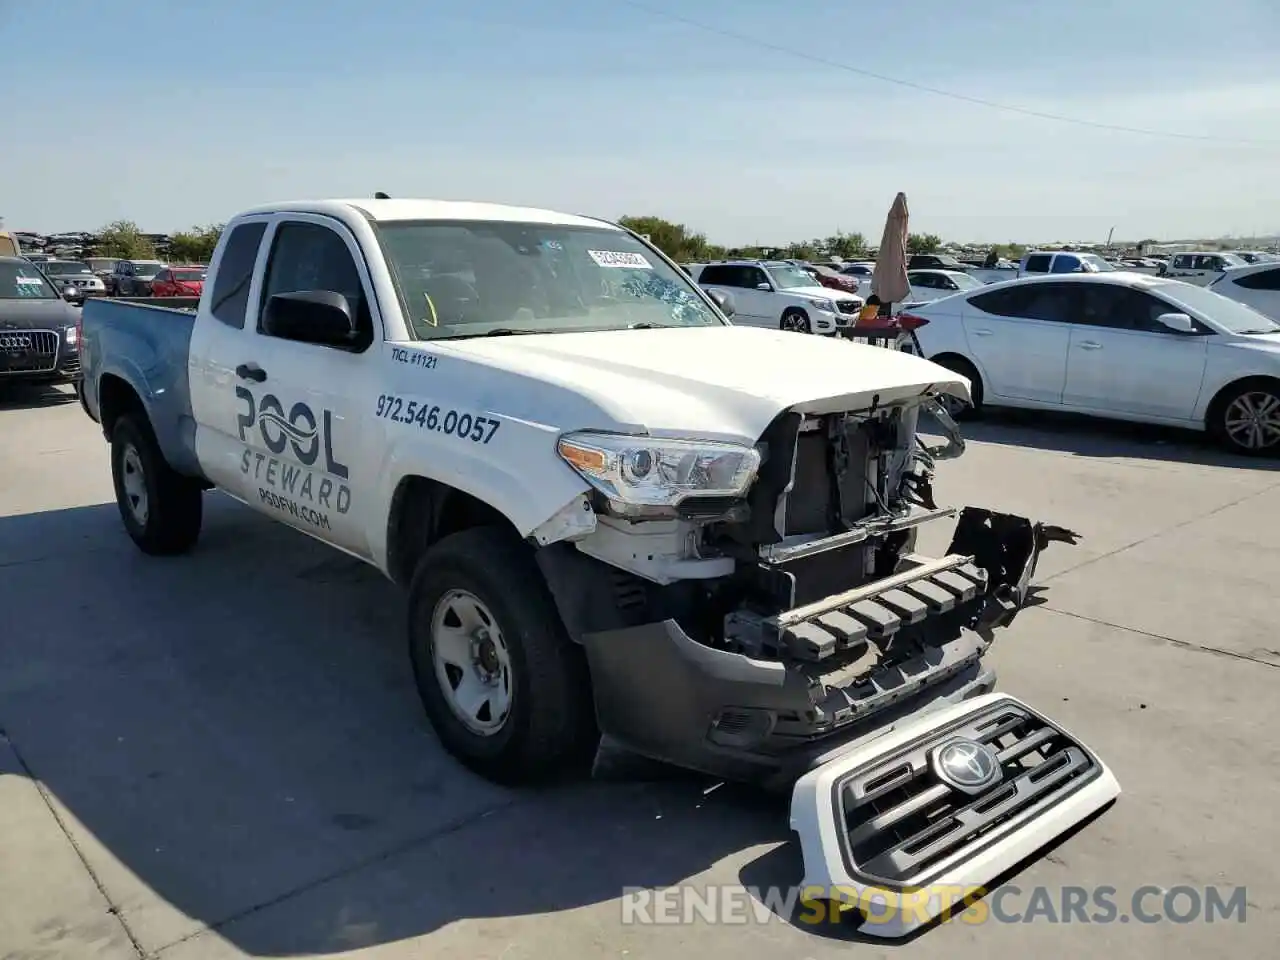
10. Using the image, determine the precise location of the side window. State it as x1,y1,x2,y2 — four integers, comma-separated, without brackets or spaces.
1050,255,1080,274
1024,254,1051,273
970,287,1035,317
698,265,733,287
1172,255,1190,270
208,222,267,329
259,221,373,350
746,267,769,289
1021,283,1074,322
1235,267,1280,291
911,273,935,289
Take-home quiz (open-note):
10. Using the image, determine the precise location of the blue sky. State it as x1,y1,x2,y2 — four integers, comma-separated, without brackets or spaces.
3,0,1278,244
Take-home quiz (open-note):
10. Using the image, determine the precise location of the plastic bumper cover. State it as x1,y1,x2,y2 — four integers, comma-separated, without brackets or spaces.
788,692,1120,938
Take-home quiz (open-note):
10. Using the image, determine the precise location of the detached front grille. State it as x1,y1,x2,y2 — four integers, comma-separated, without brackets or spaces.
0,330,59,374
838,701,1102,888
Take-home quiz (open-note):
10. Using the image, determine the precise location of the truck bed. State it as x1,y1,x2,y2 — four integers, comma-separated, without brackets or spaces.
79,297,203,478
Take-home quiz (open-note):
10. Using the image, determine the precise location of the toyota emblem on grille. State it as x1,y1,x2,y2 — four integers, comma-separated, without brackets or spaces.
0,334,33,350
932,738,1001,793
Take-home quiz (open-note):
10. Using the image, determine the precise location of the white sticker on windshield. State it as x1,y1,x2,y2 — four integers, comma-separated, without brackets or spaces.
16,277,43,284
588,250,652,269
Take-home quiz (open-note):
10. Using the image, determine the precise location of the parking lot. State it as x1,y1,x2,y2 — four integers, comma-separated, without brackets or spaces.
1,383,1276,960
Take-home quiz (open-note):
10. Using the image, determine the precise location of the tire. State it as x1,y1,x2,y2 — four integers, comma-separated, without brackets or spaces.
110,413,203,555
780,308,811,333
929,354,984,420
407,526,597,784
1209,379,1280,456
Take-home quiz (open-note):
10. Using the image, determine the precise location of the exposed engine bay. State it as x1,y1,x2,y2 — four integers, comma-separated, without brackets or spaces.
536,394,1078,785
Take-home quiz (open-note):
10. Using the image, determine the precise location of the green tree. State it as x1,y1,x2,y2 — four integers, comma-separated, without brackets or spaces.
617,215,721,262
906,233,942,254
95,221,155,259
823,231,868,260
169,223,223,263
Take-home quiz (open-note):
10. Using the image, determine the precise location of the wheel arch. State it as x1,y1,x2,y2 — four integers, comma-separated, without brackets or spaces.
1204,374,1280,432
97,372,148,441
385,475,523,588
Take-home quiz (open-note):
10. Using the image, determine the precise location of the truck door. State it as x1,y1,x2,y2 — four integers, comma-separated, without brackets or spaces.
189,219,270,494
224,215,382,559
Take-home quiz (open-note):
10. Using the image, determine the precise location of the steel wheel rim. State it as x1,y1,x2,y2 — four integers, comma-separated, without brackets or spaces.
1223,391,1280,450
430,589,513,736
121,445,149,526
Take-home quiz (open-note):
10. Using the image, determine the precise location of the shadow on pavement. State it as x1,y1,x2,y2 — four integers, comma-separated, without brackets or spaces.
926,409,1279,471
0,498,795,956
0,382,78,410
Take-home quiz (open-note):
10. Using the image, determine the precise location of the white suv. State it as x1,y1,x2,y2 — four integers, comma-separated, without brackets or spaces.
690,260,862,335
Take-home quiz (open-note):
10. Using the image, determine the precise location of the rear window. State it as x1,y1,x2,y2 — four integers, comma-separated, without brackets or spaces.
1024,254,1051,273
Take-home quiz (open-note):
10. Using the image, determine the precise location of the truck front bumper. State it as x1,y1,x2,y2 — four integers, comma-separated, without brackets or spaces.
578,508,1079,790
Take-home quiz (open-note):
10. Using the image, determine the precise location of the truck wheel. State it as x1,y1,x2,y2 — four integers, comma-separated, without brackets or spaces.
780,308,811,333
110,414,203,555
407,527,596,784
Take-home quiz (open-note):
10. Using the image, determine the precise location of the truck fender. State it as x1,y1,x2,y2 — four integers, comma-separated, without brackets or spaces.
95,360,202,478
371,436,592,571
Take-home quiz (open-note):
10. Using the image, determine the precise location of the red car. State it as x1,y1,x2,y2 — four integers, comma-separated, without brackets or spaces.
802,262,862,294
151,265,206,297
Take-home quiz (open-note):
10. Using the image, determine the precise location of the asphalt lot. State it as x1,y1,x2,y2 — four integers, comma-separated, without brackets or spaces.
1,383,1277,959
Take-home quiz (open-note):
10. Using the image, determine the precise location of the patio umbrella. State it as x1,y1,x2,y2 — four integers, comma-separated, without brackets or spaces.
870,192,910,311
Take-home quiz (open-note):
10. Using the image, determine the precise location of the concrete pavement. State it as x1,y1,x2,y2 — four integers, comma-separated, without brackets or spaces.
1,385,1276,959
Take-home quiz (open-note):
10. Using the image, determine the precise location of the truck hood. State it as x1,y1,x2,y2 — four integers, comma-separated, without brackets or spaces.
0,299,76,330
437,325,969,444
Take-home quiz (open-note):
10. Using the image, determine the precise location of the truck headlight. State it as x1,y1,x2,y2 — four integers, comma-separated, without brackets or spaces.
557,432,761,508
65,325,78,345
810,298,837,312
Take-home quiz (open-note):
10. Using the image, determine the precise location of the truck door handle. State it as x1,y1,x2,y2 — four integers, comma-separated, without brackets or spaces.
971,328,993,336
1078,341,1102,350
236,363,267,382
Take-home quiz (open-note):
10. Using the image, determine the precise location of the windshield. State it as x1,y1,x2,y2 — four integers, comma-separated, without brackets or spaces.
766,265,821,290
86,259,117,272
44,261,92,276
132,262,163,278
375,221,724,339
172,269,205,282
1158,282,1280,334
1219,253,1247,268
951,273,983,290
1080,254,1116,272
0,261,58,299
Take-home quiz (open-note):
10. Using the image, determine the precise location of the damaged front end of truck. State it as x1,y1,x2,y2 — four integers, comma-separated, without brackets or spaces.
535,379,1119,933
536,383,1081,786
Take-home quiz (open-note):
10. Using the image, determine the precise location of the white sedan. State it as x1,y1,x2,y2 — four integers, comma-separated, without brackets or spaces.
902,272,1280,455
1209,261,1280,322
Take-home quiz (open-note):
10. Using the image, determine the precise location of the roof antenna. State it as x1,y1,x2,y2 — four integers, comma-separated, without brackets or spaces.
374,191,390,199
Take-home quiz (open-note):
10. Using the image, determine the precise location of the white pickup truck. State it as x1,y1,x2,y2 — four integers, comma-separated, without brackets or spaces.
77,197,1118,935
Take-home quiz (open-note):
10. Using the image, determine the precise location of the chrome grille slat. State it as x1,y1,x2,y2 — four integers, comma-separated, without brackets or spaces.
0,329,59,374
838,702,1101,887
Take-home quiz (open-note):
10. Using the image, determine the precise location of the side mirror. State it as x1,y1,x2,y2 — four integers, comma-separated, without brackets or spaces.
262,290,358,346
62,286,80,302
755,282,772,291
1156,312,1195,334
708,288,736,317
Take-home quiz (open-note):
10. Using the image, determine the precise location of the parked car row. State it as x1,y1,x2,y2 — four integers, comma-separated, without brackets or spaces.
898,271,1280,455
12,255,207,304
